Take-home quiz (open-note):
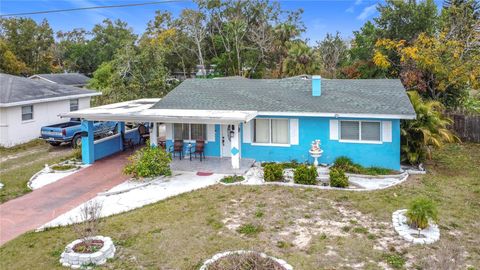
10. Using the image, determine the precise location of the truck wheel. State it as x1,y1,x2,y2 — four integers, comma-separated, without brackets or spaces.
49,142,61,146
72,134,82,148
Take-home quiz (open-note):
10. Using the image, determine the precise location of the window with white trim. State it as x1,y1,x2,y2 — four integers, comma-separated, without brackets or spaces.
253,118,289,144
340,121,381,142
173,123,206,141
70,99,79,111
21,105,33,121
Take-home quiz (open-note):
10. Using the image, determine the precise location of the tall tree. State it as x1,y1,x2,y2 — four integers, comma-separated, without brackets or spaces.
0,17,54,74
317,32,347,78
282,40,319,76
375,0,439,43
89,19,137,70
0,39,27,75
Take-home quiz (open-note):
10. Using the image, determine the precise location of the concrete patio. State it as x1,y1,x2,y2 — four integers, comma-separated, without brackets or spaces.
169,157,255,174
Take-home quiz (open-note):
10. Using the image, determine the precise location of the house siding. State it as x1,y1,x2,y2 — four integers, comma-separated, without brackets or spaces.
0,97,92,147
241,116,401,170
162,116,401,170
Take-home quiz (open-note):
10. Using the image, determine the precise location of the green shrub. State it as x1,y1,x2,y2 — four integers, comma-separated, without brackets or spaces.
262,160,300,169
333,156,395,175
329,168,349,188
72,147,82,161
333,156,354,169
220,175,244,184
406,197,438,229
293,164,318,185
263,163,283,182
237,223,263,236
123,145,172,179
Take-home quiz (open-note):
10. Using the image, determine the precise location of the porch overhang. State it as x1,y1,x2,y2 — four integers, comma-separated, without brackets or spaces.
60,99,258,124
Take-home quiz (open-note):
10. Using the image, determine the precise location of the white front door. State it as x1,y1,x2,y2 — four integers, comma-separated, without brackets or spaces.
221,124,231,157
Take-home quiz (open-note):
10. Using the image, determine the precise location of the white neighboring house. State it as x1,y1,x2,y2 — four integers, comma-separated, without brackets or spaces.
0,73,100,147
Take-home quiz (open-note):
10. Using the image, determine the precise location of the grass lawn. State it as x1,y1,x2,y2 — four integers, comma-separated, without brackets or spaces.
1,143,479,269
0,140,74,203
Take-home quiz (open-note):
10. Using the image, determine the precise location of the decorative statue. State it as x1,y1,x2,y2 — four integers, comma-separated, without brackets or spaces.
309,139,323,166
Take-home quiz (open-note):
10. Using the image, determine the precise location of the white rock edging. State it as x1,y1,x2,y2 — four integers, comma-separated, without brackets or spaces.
392,209,440,245
60,236,115,269
199,250,293,270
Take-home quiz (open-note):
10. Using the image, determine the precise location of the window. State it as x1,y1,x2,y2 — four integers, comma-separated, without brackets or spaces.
253,118,289,144
70,99,79,111
173,123,206,141
21,105,33,121
340,121,381,142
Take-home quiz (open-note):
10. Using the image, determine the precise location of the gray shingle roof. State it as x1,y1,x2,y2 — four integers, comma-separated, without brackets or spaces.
1,73,99,106
152,77,416,118
30,73,90,86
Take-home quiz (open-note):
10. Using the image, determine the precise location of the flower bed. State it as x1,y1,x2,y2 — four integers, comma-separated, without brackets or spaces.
392,209,440,244
199,250,292,270
219,175,246,185
60,236,115,268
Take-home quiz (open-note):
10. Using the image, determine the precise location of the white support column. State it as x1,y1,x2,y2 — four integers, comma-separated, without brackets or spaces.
150,122,158,147
230,123,240,169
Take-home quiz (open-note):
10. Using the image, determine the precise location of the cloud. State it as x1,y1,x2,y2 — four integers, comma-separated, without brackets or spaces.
357,4,377,20
345,0,363,14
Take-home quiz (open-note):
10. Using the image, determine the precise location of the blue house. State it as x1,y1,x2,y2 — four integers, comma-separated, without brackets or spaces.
63,76,416,171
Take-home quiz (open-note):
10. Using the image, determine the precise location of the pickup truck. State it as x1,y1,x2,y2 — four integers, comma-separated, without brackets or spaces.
40,120,118,147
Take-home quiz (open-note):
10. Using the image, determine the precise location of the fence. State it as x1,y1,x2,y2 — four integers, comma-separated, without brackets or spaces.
446,113,480,143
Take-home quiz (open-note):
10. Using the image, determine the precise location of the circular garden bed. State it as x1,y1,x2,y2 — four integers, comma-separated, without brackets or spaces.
200,250,292,270
60,236,115,268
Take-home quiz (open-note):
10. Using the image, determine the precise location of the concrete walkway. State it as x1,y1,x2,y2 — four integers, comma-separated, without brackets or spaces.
0,152,131,246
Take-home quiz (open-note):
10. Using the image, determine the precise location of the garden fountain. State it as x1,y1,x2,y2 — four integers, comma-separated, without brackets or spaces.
309,139,323,167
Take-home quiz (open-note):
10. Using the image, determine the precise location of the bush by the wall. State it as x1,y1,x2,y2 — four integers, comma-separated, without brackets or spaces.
406,197,438,229
333,156,395,175
263,163,283,182
293,164,318,185
123,145,172,179
329,168,349,188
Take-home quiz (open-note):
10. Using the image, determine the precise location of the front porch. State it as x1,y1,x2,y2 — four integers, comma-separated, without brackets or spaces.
170,157,255,174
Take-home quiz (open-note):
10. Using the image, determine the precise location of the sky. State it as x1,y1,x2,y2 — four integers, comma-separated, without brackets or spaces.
0,0,442,44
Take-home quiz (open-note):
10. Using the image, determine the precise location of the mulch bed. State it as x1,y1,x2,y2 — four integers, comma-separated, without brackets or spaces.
72,239,104,253
207,252,286,270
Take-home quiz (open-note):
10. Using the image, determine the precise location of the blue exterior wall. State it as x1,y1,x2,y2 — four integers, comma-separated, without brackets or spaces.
241,116,401,170
81,119,142,164
165,124,221,157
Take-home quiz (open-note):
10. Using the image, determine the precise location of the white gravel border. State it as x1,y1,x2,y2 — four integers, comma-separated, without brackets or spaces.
199,250,293,270
392,209,440,244
60,236,115,269
28,161,89,190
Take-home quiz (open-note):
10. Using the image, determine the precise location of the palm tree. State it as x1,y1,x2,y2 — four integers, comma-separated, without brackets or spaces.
282,41,319,77
401,91,459,164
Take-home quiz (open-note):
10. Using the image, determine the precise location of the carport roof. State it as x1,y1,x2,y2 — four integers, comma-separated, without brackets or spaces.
60,99,258,124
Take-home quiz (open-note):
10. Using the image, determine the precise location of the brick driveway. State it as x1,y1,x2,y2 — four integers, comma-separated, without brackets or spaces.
0,151,131,246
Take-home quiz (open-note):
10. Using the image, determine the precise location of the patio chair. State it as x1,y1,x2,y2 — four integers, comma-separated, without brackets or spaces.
137,124,150,144
169,140,184,160
190,140,205,161
121,132,134,151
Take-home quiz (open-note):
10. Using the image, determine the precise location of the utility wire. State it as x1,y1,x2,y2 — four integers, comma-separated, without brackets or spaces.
0,0,190,17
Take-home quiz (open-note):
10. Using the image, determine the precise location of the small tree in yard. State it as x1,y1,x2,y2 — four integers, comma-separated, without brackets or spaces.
406,197,438,230
72,200,103,250
123,144,172,179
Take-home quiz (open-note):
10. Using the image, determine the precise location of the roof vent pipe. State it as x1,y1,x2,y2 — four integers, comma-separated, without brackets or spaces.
312,75,321,96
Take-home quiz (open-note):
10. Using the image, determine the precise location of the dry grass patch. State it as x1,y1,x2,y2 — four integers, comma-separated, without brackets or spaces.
0,143,479,269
